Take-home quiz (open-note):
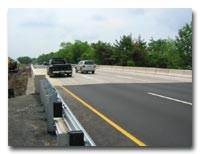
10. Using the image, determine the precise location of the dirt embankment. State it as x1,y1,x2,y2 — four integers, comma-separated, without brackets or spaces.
8,67,31,96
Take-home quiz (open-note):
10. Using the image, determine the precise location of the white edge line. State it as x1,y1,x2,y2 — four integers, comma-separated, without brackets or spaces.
148,92,192,106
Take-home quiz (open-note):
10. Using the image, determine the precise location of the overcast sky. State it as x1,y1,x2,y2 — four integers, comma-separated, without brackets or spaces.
8,8,192,60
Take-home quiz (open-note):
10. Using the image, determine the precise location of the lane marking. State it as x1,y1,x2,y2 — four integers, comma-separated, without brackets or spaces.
148,92,192,106
116,75,133,79
48,77,147,146
82,75,94,80
116,75,148,83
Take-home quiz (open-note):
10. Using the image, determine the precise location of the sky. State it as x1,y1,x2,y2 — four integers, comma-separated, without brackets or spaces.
8,8,192,60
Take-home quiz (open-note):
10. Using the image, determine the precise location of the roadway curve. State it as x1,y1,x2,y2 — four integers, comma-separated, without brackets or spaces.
48,68,192,147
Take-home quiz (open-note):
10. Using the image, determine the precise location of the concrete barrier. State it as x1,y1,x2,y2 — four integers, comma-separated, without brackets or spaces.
98,65,192,78
31,64,46,93
155,68,170,75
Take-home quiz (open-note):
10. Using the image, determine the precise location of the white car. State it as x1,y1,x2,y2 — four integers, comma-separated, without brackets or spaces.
75,60,96,74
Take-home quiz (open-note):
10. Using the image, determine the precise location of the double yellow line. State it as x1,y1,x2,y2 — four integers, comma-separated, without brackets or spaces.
48,77,147,146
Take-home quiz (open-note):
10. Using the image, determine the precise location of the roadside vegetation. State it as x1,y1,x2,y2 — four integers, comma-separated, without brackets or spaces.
17,22,192,70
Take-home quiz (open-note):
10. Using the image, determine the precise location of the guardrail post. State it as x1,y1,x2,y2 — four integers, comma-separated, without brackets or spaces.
68,130,84,146
8,88,15,98
46,90,58,133
44,86,56,112
39,80,46,106
54,100,62,117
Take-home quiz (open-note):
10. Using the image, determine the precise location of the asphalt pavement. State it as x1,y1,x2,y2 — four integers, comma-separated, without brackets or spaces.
64,82,192,147
48,68,192,147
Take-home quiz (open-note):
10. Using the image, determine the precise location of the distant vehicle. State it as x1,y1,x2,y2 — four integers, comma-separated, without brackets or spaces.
47,58,72,77
42,62,48,65
8,57,19,73
75,60,96,74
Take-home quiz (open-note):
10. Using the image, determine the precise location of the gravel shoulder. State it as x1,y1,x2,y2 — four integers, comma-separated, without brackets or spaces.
8,67,57,147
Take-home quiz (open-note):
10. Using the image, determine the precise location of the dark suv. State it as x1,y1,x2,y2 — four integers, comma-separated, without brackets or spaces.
47,58,72,77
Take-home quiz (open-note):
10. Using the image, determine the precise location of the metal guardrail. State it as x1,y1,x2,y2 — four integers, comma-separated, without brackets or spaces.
39,78,96,146
58,93,96,146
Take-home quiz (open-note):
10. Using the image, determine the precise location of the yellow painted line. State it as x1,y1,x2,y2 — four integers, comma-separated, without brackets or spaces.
48,77,147,146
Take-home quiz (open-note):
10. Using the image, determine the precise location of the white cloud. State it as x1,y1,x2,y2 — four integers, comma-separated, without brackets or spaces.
8,8,192,59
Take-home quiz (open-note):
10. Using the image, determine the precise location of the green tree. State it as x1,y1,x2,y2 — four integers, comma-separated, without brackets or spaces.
35,54,44,64
80,47,94,61
77,41,94,62
57,42,74,62
91,41,114,65
165,39,182,69
54,40,94,64
147,38,182,69
17,56,32,64
36,52,55,64
33,22,192,69
114,34,147,66
114,34,134,66
148,38,169,68
131,36,147,66
31,58,37,64
175,22,192,69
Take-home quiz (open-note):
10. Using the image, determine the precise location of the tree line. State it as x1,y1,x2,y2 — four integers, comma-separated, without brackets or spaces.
17,22,192,69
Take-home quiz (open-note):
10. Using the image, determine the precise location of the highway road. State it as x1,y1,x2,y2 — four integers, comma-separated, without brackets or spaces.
46,67,192,147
